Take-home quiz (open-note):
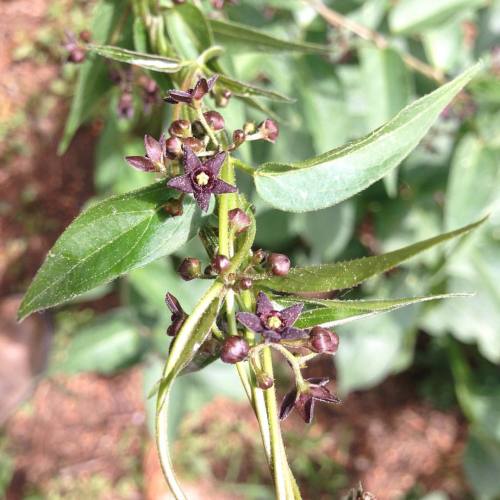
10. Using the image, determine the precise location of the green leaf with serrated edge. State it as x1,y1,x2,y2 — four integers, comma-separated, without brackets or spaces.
18,183,202,320
389,0,485,35
255,217,486,293
276,294,470,329
209,18,331,54
166,3,213,60
254,63,482,212
58,0,124,154
155,204,256,498
216,74,294,103
89,44,186,73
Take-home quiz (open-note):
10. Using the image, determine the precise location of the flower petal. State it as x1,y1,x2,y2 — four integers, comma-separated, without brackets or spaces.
206,74,218,91
295,393,314,423
280,302,304,328
166,89,193,104
211,179,237,195
144,134,162,163
167,174,194,194
279,388,297,420
307,377,330,387
182,145,202,173
125,156,156,172
193,190,211,212
204,151,227,177
256,292,274,316
165,292,182,315
236,312,263,333
262,330,282,342
281,327,308,340
310,386,342,404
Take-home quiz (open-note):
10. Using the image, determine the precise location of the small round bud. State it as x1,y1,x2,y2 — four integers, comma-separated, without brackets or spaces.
79,30,92,43
191,120,206,139
182,137,204,153
212,254,231,274
267,253,290,276
178,257,201,281
203,111,225,131
256,372,274,390
232,129,246,146
169,119,191,138
309,326,339,354
238,277,253,291
68,47,86,63
259,119,279,143
163,198,183,217
165,136,183,159
117,92,134,119
220,336,250,364
228,208,251,234
252,249,267,265
173,0,186,4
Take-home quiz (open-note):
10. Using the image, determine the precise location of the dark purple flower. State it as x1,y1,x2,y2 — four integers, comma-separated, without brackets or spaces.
125,134,166,172
165,292,187,337
167,145,236,212
164,75,218,106
279,378,341,423
236,292,306,342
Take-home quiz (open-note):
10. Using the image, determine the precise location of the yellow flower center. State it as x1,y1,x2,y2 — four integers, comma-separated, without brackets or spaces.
267,315,282,329
195,171,210,186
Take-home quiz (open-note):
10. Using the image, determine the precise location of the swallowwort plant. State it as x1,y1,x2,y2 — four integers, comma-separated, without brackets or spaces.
19,1,487,498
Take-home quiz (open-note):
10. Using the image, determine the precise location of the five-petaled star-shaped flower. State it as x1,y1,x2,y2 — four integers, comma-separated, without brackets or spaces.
236,292,307,342
126,134,166,172
279,378,341,423
167,145,237,212
164,75,218,106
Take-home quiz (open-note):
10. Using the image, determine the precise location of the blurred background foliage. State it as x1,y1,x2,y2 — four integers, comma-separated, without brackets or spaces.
2,0,500,498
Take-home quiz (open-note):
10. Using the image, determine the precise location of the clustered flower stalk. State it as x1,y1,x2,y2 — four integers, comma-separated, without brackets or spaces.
126,69,341,499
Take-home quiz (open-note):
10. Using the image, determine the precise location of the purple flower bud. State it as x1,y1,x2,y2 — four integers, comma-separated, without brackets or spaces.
309,327,339,354
220,336,249,364
228,208,251,234
169,119,191,138
259,119,279,143
117,92,134,119
182,137,204,154
163,198,183,217
173,0,186,4
256,372,274,390
238,277,253,291
165,136,183,159
211,254,231,274
267,253,290,276
232,129,246,146
203,111,225,131
165,292,187,337
79,30,92,43
178,258,201,281
191,120,206,139
68,47,86,63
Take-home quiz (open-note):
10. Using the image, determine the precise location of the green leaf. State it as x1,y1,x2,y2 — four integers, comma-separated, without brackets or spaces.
58,0,124,154
389,0,486,34
216,73,294,103
277,294,470,329
53,310,143,375
209,18,331,54
19,183,202,320
89,44,186,73
166,3,213,60
254,63,482,212
256,217,485,293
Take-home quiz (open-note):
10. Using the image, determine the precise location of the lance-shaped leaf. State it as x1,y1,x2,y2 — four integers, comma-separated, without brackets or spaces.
277,294,470,329
58,0,123,154
254,63,482,212
209,18,331,55
89,44,186,73
19,183,202,320
256,217,486,293
216,74,294,103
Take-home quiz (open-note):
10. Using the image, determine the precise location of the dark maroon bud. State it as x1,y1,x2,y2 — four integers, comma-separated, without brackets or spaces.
191,120,206,139
212,254,231,274
252,249,267,265
167,316,184,337
78,30,91,43
267,253,290,276
182,137,204,153
212,0,225,8
259,119,279,143
220,336,249,364
238,277,253,291
163,198,183,217
68,47,86,63
165,136,183,159
169,119,191,138
228,208,251,233
232,129,246,146
117,92,134,119
178,257,201,281
309,326,339,354
256,372,274,390
173,0,186,4
203,111,225,131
